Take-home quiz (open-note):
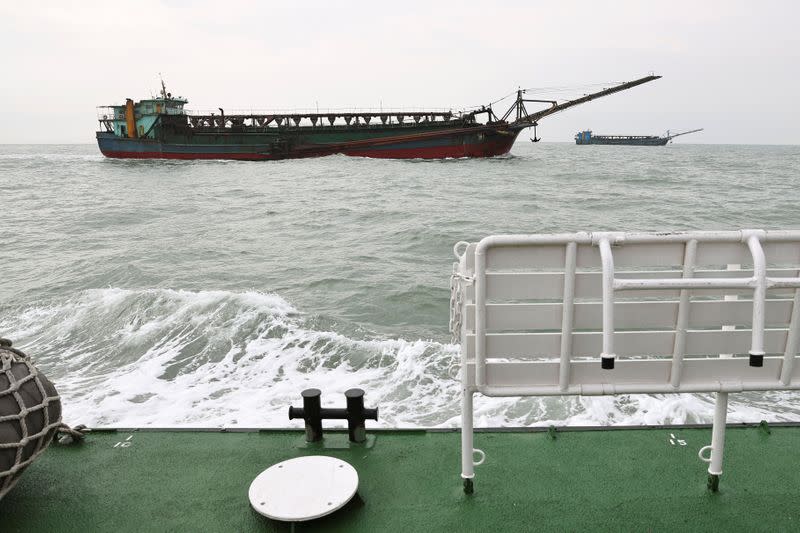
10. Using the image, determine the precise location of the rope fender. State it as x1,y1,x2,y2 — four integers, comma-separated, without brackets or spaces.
0,338,64,500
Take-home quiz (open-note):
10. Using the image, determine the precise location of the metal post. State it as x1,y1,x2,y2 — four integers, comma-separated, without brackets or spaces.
461,388,475,494
287,388,323,442
345,388,365,443
598,238,616,369
746,232,767,367
345,388,378,443
780,290,800,385
670,239,697,387
559,242,577,391
707,392,729,491
475,244,487,387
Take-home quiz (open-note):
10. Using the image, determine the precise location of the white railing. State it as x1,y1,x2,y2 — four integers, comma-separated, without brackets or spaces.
454,229,800,493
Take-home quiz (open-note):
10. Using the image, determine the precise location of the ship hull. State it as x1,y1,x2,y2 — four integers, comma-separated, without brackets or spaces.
97,125,520,161
576,136,669,146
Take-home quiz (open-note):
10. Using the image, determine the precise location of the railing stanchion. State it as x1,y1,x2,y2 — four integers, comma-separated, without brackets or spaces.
559,242,577,391
670,239,697,387
461,388,475,494
475,242,488,387
780,289,800,385
597,236,617,369
745,231,767,367
707,392,729,491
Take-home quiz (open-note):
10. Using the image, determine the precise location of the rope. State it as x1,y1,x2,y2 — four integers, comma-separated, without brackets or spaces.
56,423,88,445
521,81,623,93
449,264,474,345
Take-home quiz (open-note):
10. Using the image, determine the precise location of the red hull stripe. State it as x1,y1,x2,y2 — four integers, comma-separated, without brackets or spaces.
102,150,275,160
100,139,515,160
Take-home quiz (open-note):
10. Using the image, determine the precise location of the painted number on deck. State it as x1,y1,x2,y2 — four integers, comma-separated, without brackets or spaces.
669,433,687,446
113,435,134,448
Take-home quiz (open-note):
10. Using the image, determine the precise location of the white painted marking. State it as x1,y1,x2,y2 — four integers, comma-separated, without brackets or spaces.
669,433,687,446
113,435,134,448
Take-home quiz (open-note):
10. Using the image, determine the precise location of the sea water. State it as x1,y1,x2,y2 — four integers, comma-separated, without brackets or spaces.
1,142,799,428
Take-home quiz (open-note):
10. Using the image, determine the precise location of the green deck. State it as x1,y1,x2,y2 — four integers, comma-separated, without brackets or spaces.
3,425,799,531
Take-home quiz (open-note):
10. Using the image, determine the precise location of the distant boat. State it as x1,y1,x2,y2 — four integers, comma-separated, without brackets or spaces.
95,75,661,160
575,128,703,146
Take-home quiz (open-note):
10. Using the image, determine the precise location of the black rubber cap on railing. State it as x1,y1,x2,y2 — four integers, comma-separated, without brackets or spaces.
601,358,615,370
749,354,764,367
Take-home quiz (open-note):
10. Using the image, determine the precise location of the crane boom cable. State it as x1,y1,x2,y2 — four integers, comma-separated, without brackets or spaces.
514,75,662,125
464,81,633,113
668,128,704,139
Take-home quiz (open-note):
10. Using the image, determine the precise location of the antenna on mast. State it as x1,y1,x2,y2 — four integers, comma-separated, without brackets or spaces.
159,73,168,99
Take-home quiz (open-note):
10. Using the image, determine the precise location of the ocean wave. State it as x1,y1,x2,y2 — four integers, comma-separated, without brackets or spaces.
0,288,460,427
0,153,105,163
3,287,799,428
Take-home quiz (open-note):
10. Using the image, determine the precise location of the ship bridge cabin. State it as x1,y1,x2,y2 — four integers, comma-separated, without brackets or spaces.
97,94,187,139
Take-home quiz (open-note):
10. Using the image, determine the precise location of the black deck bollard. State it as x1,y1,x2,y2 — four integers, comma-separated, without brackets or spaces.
288,388,323,442
345,389,378,443
288,388,378,443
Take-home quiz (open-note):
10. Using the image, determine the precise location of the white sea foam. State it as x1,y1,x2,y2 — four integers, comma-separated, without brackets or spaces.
0,153,105,162
2,288,798,428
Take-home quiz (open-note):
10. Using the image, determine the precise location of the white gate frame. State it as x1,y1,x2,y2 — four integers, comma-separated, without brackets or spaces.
457,229,800,493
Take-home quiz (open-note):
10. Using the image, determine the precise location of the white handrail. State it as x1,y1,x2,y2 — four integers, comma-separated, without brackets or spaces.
670,239,697,387
745,231,767,366
559,242,577,391
457,229,800,494
597,237,616,369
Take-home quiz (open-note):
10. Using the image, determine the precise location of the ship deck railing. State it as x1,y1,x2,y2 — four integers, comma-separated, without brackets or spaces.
182,110,467,129
95,104,491,130
183,119,478,132
453,229,800,493
590,134,660,140
186,106,455,114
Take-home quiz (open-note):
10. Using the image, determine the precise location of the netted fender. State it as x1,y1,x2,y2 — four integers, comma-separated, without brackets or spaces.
0,339,62,500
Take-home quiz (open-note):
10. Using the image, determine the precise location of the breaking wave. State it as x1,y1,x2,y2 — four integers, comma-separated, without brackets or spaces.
3,288,798,428
1,288,459,427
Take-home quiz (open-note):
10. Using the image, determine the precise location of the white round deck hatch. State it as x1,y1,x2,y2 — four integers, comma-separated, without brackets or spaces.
248,456,358,522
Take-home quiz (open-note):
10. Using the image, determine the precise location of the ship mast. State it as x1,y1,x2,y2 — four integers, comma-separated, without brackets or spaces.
159,73,168,99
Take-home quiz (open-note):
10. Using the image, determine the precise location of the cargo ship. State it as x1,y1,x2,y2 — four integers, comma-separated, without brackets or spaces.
575,128,703,146
95,75,660,160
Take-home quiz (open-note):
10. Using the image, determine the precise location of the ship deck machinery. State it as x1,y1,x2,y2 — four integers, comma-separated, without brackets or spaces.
96,75,661,160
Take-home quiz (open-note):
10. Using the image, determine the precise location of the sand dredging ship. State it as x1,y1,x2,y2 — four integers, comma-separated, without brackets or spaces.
575,127,703,146
96,75,659,160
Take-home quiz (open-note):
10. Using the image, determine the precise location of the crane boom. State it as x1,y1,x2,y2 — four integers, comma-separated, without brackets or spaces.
667,128,703,139
510,74,662,127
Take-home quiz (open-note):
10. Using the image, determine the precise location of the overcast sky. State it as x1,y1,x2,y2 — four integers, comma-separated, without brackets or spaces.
1,1,798,144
